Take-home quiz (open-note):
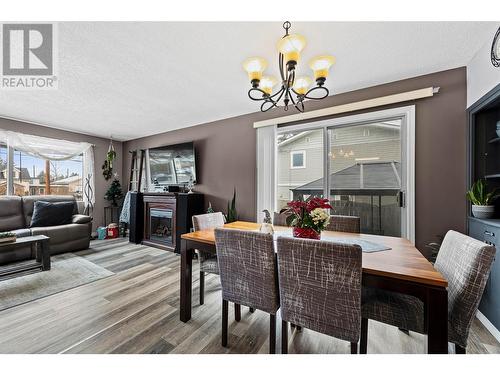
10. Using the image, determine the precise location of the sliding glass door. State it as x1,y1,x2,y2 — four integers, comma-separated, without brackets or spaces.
269,106,413,240
327,120,402,236
276,129,324,211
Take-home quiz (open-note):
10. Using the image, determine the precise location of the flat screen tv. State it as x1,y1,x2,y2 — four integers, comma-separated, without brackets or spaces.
148,142,197,187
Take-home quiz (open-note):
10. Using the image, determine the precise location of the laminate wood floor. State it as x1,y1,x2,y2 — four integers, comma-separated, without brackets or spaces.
0,238,498,354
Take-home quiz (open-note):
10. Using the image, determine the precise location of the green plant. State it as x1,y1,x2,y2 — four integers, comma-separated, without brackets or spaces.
280,196,333,232
207,202,214,214
0,232,16,239
102,142,117,181
466,179,499,205
226,188,238,223
105,178,123,206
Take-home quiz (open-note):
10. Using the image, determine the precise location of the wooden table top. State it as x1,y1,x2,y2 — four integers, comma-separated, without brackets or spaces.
182,221,447,288
0,234,49,248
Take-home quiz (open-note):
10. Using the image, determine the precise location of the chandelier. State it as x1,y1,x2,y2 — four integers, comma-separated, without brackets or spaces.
243,21,335,113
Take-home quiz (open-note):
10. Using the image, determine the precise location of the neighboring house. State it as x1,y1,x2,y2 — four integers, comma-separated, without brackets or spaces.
0,167,32,195
56,175,83,194
277,122,402,236
0,166,32,182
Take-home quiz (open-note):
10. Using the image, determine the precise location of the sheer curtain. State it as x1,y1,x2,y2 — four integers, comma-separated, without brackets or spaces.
0,129,95,207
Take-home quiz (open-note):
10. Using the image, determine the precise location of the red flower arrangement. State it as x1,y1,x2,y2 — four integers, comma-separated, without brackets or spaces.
280,197,333,239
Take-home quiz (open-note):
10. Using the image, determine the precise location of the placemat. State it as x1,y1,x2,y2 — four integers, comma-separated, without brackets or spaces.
273,231,391,253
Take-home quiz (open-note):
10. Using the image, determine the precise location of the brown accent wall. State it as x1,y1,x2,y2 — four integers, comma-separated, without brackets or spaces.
126,67,466,255
0,118,123,230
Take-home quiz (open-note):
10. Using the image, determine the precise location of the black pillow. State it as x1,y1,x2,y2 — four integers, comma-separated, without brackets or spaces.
30,201,75,228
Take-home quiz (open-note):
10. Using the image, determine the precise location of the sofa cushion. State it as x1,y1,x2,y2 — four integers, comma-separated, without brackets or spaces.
0,196,24,232
30,223,91,254
30,201,75,227
22,195,78,226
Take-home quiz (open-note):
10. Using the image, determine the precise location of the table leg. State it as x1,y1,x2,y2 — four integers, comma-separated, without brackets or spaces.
40,240,51,271
180,239,194,322
35,242,41,262
426,286,448,354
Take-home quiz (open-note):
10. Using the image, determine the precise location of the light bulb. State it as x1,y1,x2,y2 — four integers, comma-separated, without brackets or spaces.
260,76,278,95
277,34,306,65
309,55,335,80
293,76,312,95
242,57,268,82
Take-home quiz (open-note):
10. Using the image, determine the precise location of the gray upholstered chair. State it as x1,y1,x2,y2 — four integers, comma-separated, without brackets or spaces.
326,215,361,233
273,212,290,227
360,230,496,354
192,212,225,306
277,237,363,354
214,228,280,353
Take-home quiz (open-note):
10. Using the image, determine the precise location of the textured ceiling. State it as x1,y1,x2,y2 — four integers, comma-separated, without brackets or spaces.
0,22,497,141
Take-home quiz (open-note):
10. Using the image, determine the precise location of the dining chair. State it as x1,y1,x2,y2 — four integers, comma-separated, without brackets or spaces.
214,228,280,353
326,215,361,233
360,230,496,354
277,236,363,354
273,212,290,226
192,212,225,306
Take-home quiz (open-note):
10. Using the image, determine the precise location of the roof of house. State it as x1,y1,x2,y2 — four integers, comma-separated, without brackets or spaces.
293,161,401,196
0,167,31,180
55,175,82,184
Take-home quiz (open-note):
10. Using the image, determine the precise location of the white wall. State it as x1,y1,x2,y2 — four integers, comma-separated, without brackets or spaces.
467,26,500,107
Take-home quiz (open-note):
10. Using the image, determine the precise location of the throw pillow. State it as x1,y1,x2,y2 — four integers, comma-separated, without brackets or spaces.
30,201,75,228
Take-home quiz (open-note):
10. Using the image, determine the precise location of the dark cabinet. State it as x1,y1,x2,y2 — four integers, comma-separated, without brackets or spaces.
467,83,500,331
142,193,204,253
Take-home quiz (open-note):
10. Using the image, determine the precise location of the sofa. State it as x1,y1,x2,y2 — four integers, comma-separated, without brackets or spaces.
0,195,92,264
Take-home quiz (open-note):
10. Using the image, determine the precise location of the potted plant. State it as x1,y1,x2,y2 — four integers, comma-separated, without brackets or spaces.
104,178,123,207
225,188,238,223
280,197,333,239
467,179,499,219
0,231,16,244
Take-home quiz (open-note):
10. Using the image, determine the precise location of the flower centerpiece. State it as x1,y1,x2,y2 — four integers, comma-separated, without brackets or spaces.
280,197,333,239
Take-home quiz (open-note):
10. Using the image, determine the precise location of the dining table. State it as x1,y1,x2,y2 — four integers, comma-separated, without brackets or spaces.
179,221,449,354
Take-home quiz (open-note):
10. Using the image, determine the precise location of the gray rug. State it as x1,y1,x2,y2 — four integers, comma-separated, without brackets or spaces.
0,253,114,311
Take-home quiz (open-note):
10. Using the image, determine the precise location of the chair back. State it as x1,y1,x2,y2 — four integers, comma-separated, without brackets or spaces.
273,212,290,227
277,237,363,343
435,230,496,346
192,212,225,231
326,215,361,233
214,228,279,314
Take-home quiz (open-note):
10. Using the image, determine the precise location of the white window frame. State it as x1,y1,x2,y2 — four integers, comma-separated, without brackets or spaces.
290,150,306,169
256,105,416,244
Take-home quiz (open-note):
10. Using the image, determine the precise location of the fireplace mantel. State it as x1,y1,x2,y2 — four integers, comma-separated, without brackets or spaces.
142,192,204,252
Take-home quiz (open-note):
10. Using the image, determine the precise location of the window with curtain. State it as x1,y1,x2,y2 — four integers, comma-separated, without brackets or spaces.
0,130,94,208
9,149,83,198
0,142,7,195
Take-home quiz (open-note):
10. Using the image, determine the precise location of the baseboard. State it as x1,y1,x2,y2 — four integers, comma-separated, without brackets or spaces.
476,310,500,343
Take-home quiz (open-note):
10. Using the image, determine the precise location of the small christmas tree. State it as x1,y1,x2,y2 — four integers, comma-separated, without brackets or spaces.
105,179,123,206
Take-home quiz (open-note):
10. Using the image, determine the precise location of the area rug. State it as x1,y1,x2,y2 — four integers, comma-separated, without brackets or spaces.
0,253,114,311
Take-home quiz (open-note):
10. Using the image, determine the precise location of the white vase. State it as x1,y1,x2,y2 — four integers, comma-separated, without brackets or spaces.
472,205,495,219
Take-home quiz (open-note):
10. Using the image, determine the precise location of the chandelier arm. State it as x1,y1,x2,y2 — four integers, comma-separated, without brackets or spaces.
268,85,286,100
248,87,272,101
279,53,285,82
272,86,287,105
288,69,296,88
261,99,278,112
303,86,330,100
294,101,305,113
